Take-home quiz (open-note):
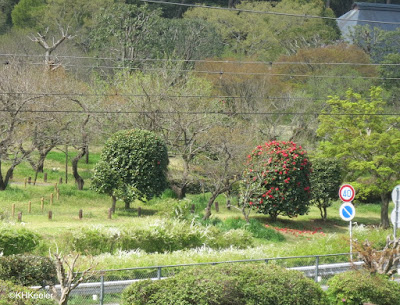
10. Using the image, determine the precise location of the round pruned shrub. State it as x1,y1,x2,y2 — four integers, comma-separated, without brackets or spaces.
0,254,56,286
0,279,56,305
326,270,400,305
91,129,169,209
240,141,312,221
122,264,327,305
0,226,40,255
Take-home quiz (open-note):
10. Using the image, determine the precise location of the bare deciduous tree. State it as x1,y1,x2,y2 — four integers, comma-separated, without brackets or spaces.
50,252,96,305
29,27,74,69
0,62,47,190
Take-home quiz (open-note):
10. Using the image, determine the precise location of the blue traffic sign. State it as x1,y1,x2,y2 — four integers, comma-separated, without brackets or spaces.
339,202,355,221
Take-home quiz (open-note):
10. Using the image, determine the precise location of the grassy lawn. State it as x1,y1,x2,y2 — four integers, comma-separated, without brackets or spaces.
0,149,394,270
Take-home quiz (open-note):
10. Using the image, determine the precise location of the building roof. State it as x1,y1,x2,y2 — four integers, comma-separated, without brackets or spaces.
337,2,400,38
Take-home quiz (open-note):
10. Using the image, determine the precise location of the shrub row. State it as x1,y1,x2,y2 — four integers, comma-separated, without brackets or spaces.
0,255,56,286
0,225,40,255
122,266,400,305
60,219,253,255
122,263,326,305
326,270,400,305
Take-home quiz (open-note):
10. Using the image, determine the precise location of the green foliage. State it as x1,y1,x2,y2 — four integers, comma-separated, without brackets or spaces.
221,217,285,241
350,26,400,63
184,0,339,60
351,180,381,204
11,0,46,29
240,141,312,220
91,129,169,207
0,279,57,305
0,225,40,255
122,263,327,305
317,87,400,227
310,158,342,219
327,270,400,305
60,219,253,255
0,254,56,286
89,3,161,62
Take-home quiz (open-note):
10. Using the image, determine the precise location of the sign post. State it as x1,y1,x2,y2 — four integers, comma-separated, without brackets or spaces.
339,184,356,261
391,185,400,238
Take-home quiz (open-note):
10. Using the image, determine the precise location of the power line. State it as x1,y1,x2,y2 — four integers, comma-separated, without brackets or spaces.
1,109,399,116
22,62,400,80
141,0,400,26
0,91,392,102
2,53,400,67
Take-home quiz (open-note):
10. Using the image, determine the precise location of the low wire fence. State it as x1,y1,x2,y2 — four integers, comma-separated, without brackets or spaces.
39,253,361,305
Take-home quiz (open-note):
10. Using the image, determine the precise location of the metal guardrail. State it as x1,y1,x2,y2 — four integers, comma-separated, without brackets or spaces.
33,252,361,305
35,260,363,297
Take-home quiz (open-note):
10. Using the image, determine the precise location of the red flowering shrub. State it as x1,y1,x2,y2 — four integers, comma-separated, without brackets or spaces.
240,141,312,221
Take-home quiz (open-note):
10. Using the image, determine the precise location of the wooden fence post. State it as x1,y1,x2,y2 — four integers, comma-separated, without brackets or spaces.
28,201,31,213
56,189,60,200
12,204,15,217
41,197,44,212
44,173,47,182
17,212,22,222
138,207,142,217
59,177,62,184
48,211,52,220
79,209,83,220
50,193,53,205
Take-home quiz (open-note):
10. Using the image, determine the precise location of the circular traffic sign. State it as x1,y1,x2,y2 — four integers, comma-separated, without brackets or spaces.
339,184,355,202
339,202,356,221
391,208,400,226
392,185,400,206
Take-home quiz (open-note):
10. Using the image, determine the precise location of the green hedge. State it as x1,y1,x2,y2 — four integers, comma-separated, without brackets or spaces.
0,226,40,255
327,270,400,305
0,280,56,305
122,264,327,305
60,220,253,255
0,255,56,286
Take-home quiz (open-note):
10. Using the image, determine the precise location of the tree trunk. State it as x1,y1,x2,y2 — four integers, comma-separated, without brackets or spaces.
172,157,190,199
381,193,390,229
124,200,130,210
72,148,86,190
203,185,231,220
0,161,14,190
323,207,327,221
36,152,46,173
203,191,220,220
171,183,187,199
111,195,116,213
270,212,278,222
85,144,89,164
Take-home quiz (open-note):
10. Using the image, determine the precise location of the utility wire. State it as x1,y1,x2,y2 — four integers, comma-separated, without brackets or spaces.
1,109,399,116
2,53,400,67
0,91,393,102
22,62,400,80
140,0,400,26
